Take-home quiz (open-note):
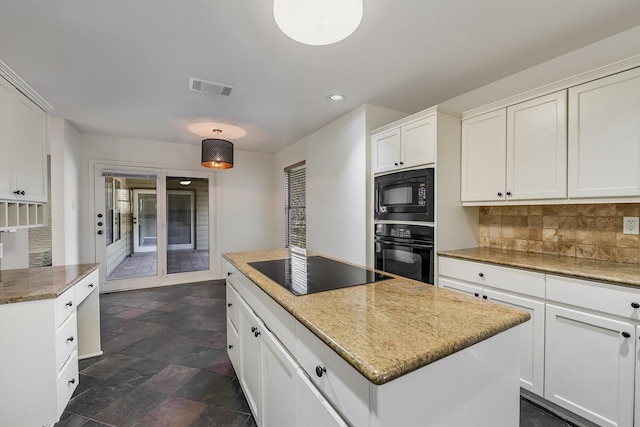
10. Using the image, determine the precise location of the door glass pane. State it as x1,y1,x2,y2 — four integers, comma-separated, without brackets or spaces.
102,172,157,281
166,176,209,274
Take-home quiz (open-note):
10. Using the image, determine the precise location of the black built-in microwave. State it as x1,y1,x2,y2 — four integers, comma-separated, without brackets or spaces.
374,168,434,222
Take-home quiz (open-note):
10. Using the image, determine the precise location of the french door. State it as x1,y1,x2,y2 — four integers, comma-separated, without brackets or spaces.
93,163,217,292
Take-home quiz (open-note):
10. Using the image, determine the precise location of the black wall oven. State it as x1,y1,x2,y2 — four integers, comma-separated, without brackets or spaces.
374,223,434,285
374,168,434,222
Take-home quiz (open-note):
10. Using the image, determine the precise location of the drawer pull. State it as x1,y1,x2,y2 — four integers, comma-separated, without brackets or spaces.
67,336,74,342
482,295,488,300
68,378,76,385
315,366,327,378
622,332,631,338
89,283,94,288
65,301,73,307
254,331,261,338
632,302,640,309
228,303,233,307
478,273,484,278
251,326,257,333
227,272,232,276
474,293,480,297
228,344,233,349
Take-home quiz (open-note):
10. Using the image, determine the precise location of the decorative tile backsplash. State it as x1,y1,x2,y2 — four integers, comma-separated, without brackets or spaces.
478,204,640,264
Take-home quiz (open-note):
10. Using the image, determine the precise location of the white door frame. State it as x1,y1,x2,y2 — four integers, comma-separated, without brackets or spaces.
133,189,158,253
91,161,220,293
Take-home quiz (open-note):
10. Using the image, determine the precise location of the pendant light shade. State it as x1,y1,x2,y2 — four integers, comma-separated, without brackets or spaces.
273,0,363,46
201,129,234,169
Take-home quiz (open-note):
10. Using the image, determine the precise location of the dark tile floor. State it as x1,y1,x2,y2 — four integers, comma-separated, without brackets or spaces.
55,280,575,427
107,250,210,280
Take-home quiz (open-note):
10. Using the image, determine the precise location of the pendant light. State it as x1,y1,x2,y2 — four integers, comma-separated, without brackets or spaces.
273,0,363,46
201,129,234,169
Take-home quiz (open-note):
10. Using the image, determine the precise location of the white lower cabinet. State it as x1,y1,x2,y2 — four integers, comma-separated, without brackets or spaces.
238,297,265,421
296,368,348,427
438,258,545,396
545,304,635,427
262,326,297,427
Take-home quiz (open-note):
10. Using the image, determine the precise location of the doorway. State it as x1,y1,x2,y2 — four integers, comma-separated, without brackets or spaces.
94,164,216,292
133,189,158,253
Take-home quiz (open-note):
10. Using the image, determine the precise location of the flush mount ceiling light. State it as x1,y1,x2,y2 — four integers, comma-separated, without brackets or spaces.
179,179,192,186
327,94,345,101
273,0,363,46
202,129,234,169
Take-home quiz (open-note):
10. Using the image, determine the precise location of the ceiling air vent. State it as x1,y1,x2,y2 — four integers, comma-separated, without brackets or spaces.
189,78,232,96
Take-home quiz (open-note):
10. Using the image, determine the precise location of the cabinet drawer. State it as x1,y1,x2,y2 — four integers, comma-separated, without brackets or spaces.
227,317,240,376
295,322,369,427
75,269,98,305
547,275,640,319
56,313,78,372
56,351,78,418
226,261,296,351
55,287,76,328
439,257,545,298
226,282,240,329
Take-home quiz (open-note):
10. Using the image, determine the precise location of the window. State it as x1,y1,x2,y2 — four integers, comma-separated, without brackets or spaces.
285,161,306,248
104,177,124,245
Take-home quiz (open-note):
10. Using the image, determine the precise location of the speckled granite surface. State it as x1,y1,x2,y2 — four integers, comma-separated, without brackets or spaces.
0,264,99,304
224,249,530,385
439,247,640,287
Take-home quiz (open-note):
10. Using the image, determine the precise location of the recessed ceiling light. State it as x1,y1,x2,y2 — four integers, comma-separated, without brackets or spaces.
327,94,345,102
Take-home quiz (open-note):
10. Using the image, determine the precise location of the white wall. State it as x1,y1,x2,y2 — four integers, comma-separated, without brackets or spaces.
76,133,277,275
442,25,640,113
274,104,406,266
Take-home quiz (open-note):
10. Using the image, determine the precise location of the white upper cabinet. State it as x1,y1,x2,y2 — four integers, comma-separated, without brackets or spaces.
461,109,506,202
568,67,640,198
373,115,435,174
461,91,567,203
0,75,48,203
506,91,567,201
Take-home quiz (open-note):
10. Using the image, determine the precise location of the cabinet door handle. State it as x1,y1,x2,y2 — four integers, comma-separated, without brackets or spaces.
228,344,233,349
631,302,640,309
622,332,631,338
89,283,94,288
13,190,25,196
474,293,480,297
482,295,488,300
97,230,103,235
227,272,232,276
254,331,261,337
227,302,232,307
67,336,74,342
251,326,257,333
68,378,76,385
506,191,512,196
497,192,503,197
394,162,399,166
315,366,327,378
399,161,404,165
478,273,484,278
66,301,73,307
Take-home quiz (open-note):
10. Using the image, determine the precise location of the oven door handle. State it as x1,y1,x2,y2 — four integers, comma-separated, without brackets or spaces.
376,239,434,249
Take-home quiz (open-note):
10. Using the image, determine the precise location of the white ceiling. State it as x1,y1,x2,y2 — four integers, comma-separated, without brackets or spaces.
1,0,639,153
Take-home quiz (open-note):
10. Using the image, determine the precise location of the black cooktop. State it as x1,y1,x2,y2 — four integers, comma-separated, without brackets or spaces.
248,256,392,296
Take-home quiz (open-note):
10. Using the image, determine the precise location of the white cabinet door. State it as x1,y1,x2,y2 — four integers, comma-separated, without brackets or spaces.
13,90,47,203
0,77,15,201
483,289,545,396
461,109,507,202
401,115,436,169
262,327,297,427
506,91,567,201
438,277,482,298
296,369,348,427
238,299,263,422
545,304,634,427
372,128,401,174
568,67,640,198
635,325,640,427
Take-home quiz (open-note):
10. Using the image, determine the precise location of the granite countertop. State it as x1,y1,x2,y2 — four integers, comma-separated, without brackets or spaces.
0,264,100,305
438,247,640,287
223,250,530,385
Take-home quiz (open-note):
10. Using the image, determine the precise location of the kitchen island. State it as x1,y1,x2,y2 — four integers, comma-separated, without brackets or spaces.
224,249,530,427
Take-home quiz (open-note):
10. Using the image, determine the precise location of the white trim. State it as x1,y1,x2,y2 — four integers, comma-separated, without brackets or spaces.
0,58,53,111
370,106,460,136
462,55,640,120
